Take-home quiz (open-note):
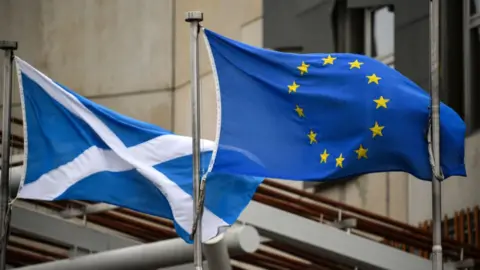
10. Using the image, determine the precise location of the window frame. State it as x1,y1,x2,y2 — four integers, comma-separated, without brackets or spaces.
464,0,480,134
364,6,395,66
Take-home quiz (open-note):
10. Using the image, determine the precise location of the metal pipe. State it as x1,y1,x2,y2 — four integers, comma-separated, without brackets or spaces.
253,188,469,260
13,225,260,270
7,168,479,259
203,234,232,270
429,0,443,269
184,10,204,270
0,41,17,270
262,180,479,257
0,166,22,196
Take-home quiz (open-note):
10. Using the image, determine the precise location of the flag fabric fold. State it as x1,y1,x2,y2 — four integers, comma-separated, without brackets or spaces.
203,28,466,181
14,56,262,243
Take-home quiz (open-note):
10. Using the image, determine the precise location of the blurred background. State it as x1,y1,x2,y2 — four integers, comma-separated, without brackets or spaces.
0,0,479,269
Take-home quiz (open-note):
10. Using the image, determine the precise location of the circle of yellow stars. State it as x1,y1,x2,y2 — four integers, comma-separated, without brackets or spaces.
287,55,390,169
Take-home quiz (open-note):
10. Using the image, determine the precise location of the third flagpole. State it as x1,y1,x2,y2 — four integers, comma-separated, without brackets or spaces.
0,41,18,270
429,0,443,270
185,11,204,270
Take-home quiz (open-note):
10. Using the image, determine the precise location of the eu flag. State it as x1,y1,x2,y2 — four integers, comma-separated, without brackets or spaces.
203,29,466,181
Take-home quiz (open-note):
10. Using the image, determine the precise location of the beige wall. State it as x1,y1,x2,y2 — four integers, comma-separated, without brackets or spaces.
170,1,309,191
4,0,475,228
1,0,174,130
173,0,262,137
174,0,262,89
314,172,409,222
0,0,264,159
0,0,265,171
408,132,480,224
315,131,480,226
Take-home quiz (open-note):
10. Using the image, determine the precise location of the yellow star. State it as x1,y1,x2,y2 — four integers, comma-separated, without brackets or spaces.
373,96,390,109
355,144,368,159
336,153,345,168
366,73,382,84
370,121,385,138
322,54,336,66
348,59,363,69
297,61,309,75
307,130,317,144
288,81,300,94
294,105,305,117
320,149,329,163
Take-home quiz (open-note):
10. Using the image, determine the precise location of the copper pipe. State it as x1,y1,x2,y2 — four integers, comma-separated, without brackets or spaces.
257,249,328,270
116,208,174,227
460,210,465,243
10,117,23,126
7,246,55,263
263,179,480,252
256,188,461,259
260,180,480,258
10,231,70,250
253,193,320,220
100,210,176,238
466,208,472,244
255,250,308,270
443,215,449,238
0,130,24,144
8,238,68,259
265,241,353,270
0,138,23,149
236,253,289,270
474,206,479,247
86,215,167,242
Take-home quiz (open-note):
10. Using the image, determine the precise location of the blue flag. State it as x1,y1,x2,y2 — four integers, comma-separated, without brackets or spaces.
203,29,466,181
14,57,262,243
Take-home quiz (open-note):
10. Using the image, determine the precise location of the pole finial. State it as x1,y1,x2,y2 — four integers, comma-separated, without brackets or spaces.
0,41,18,51
185,11,203,22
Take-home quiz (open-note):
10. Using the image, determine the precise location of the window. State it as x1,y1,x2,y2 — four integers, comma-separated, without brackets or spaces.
465,0,480,133
372,6,394,58
472,0,480,15
365,6,395,65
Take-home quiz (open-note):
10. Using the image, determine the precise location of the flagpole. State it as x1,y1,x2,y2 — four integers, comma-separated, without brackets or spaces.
185,11,204,270
429,0,443,269
0,40,18,270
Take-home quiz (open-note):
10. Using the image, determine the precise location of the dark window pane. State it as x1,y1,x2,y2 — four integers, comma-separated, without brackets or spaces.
471,0,480,15
372,6,394,58
469,27,480,131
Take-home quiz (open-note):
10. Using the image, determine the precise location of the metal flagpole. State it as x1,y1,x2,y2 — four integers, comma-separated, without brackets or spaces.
0,40,18,270
429,0,443,269
185,11,204,270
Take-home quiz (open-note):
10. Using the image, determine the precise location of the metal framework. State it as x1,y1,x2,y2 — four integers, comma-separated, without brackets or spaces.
160,264,209,270
13,225,259,270
11,202,140,252
238,201,456,270
4,165,22,196
7,173,461,270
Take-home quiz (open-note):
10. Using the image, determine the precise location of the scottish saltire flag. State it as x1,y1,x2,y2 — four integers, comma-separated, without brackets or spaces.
14,57,262,243
203,29,466,181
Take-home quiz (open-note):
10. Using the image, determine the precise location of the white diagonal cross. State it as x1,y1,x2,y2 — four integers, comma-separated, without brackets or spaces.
15,57,225,242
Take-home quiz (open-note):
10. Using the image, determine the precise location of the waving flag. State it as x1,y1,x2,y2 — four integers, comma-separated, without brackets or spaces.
14,57,262,243
203,28,466,181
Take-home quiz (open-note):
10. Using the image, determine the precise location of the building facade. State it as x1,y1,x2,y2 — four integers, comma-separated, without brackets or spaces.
1,0,478,243
263,0,480,230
